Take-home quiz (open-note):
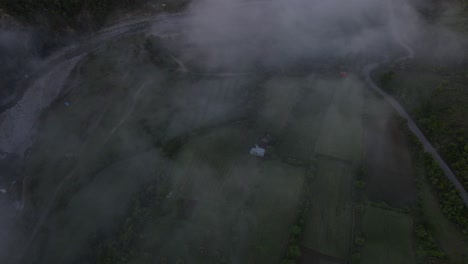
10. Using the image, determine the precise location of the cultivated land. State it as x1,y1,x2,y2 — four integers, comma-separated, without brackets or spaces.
12,29,468,264
314,76,364,163
360,206,415,264
363,91,417,207
300,76,365,261
127,126,306,264
271,76,336,160
20,35,310,263
302,156,354,260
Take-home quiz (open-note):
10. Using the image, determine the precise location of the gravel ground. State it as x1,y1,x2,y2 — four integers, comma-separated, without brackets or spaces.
0,56,81,156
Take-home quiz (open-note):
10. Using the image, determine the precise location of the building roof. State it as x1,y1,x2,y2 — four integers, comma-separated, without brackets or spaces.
250,145,265,157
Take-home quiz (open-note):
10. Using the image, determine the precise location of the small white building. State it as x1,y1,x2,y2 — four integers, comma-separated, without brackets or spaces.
250,145,265,157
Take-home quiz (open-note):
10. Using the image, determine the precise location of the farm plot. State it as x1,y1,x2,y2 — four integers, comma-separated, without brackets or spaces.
128,125,305,264
299,247,345,264
257,77,305,135
314,76,364,163
302,156,354,260
274,77,336,159
360,206,415,264
134,76,258,140
363,93,416,207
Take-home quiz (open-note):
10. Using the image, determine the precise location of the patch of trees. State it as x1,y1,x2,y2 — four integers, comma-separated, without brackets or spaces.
461,0,468,11
414,0,468,22
281,159,317,264
144,36,179,70
422,152,468,233
416,86,468,194
0,0,135,29
349,165,366,264
409,149,449,262
92,181,168,264
0,0,190,31
383,70,468,235
414,223,446,260
379,70,396,87
405,125,468,236
282,223,303,264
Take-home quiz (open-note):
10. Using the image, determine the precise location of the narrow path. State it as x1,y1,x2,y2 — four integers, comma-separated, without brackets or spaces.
363,3,468,206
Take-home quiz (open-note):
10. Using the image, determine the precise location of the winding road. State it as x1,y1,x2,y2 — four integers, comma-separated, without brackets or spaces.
363,3,468,206
1,2,468,262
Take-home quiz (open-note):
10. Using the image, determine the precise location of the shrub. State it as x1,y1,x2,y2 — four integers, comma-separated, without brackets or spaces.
287,245,301,258
379,70,395,86
354,236,366,246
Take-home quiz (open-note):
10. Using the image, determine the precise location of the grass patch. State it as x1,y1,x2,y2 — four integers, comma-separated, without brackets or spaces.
257,77,305,135
362,94,417,208
314,77,364,163
302,156,354,259
129,141,305,263
273,77,336,160
360,206,415,264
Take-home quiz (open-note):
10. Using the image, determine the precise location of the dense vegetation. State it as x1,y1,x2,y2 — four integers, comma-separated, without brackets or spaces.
380,68,468,194
281,160,316,264
422,151,468,233
380,64,468,239
400,112,468,232
94,181,168,264
0,0,189,31
404,120,466,263
0,0,143,30
418,87,468,191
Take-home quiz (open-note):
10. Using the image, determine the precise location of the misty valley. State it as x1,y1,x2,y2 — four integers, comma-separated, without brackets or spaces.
1,0,468,264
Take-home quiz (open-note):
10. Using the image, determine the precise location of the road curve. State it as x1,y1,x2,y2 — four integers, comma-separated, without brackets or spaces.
363,4,468,206
5,2,468,261
0,0,274,114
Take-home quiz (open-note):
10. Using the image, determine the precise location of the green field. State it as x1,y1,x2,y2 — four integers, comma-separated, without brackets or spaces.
268,77,336,159
15,18,468,264
257,77,307,134
127,126,306,264
360,206,415,264
302,156,354,259
314,76,364,163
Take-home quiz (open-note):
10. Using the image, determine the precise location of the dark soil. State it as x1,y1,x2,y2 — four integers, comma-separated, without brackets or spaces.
298,247,345,264
364,111,417,208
